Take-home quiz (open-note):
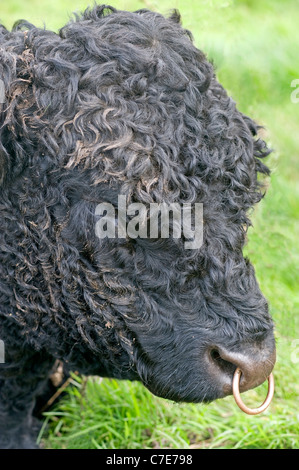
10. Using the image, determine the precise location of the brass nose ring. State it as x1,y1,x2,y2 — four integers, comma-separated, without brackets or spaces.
232,367,274,415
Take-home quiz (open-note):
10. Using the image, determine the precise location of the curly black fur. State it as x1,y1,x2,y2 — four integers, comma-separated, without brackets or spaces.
0,5,275,448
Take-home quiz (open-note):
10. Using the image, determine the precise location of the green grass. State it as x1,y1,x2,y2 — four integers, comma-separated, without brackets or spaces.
40,349,298,449
1,0,298,449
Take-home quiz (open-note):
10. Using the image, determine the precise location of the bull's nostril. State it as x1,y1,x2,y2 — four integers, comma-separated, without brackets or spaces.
210,348,221,361
209,348,236,376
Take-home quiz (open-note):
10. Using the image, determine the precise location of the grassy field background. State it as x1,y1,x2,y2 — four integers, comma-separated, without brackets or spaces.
1,0,298,449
